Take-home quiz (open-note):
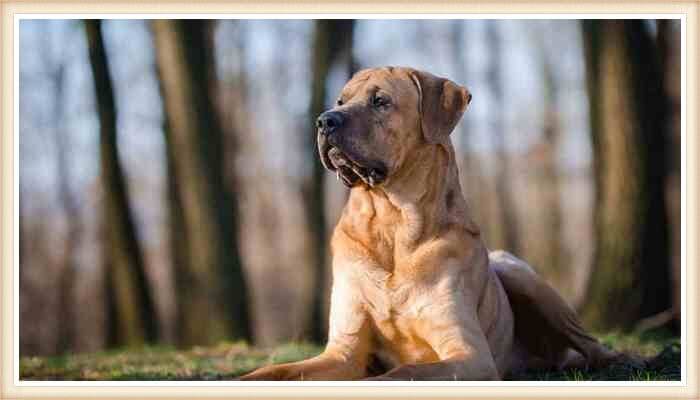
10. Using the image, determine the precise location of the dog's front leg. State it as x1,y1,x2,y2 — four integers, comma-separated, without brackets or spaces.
368,287,501,381
240,261,372,380
238,349,365,381
364,336,500,382
239,319,371,381
364,355,499,381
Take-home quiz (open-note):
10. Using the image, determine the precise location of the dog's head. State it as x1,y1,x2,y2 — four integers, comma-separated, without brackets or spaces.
317,66,472,188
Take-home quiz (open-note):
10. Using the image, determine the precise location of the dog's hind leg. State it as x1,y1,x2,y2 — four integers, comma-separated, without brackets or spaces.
489,250,623,371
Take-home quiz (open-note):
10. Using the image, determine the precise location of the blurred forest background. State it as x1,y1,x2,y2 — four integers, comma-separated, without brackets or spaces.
19,19,681,357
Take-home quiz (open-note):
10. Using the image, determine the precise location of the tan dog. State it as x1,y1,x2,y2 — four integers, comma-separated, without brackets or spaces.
241,67,623,380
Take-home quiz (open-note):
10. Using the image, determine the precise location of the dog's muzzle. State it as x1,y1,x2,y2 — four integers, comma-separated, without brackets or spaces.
316,111,386,188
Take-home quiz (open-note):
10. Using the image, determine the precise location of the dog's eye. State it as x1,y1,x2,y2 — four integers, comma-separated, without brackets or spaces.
372,95,390,108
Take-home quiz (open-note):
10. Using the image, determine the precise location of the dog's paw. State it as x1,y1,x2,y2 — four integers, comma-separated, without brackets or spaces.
238,365,286,381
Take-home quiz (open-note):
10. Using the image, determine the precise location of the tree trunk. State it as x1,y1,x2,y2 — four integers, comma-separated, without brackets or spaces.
154,64,187,346
304,20,356,343
38,25,83,353
485,21,521,255
52,60,81,353
84,19,158,346
658,20,681,332
529,24,570,293
151,20,251,346
580,20,671,331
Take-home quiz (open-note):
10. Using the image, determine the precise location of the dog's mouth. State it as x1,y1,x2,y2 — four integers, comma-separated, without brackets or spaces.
319,141,386,188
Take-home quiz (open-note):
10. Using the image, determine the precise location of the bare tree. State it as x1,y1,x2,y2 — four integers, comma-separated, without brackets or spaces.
84,19,159,346
153,61,186,346
580,20,671,331
48,47,81,353
658,20,681,332
152,20,251,345
304,20,356,343
485,21,521,254
527,23,570,291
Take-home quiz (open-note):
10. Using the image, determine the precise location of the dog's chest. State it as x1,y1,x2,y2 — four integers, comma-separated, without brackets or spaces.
370,316,440,367
360,270,452,365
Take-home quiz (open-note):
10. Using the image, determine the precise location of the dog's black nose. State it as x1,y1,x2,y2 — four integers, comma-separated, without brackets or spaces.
316,111,344,134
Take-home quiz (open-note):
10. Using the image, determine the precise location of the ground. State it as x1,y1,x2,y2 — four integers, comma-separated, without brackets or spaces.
20,330,680,381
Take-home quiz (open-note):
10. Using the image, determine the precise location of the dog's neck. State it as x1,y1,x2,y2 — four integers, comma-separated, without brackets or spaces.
341,141,481,265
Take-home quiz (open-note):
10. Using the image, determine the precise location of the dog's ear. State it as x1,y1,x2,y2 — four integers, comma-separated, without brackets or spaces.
409,70,472,144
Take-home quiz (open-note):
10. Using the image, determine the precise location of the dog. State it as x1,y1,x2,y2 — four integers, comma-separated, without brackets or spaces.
240,66,625,380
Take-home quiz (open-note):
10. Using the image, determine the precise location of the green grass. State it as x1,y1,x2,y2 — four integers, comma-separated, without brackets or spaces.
20,342,323,381
508,330,680,381
20,331,680,381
